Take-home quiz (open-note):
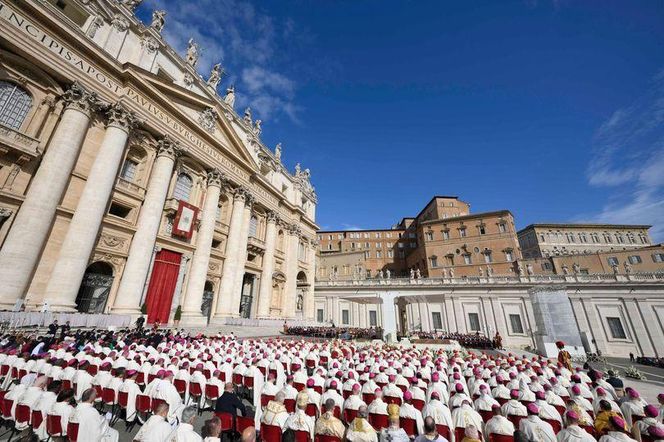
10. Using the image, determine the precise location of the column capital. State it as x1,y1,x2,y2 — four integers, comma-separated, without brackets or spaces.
266,210,280,224
287,223,301,237
206,168,226,188
61,81,101,115
156,135,182,160
104,102,138,132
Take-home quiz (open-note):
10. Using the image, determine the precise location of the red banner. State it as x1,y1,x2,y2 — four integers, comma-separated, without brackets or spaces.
172,200,198,240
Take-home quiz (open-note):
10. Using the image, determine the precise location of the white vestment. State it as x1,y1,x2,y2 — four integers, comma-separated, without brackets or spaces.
70,402,119,442
134,414,174,442
519,415,557,442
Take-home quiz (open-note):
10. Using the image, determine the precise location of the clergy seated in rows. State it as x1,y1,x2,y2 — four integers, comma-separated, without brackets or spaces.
314,398,345,439
598,415,639,442
215,382,247,416
631,405,664,442
414,416,449,442
170,405,204,442
134,401,173,442
558,410,601,442
346,405,378,442
518,402,557,442
484,404,515,440
380,403,410,441
284,391,315,438
70,387,119,442
261,391,289,430
461,425,482,442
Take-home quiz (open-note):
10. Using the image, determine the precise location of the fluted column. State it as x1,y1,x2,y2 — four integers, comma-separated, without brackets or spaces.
0,82,99,308
213,187,249,318
282,224,300,318
44,103,137,311
304,242,317,320
180,169,224,325
256,211,278,318
111,136,180,314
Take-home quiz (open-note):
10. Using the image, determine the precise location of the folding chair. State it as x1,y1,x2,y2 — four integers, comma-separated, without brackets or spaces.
67,421,79,442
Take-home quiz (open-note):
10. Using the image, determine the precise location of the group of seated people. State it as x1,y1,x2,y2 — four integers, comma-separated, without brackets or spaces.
284,326,382,340
0,327,661,442
410,332,497,349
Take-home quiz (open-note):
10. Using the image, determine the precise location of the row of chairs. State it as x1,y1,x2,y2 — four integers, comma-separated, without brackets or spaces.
0,391,79,441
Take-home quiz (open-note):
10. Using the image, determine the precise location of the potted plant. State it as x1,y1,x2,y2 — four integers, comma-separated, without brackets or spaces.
140,303,147,315
174,305,182,326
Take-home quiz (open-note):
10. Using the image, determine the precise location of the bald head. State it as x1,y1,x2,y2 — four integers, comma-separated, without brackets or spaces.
241,426,256,442
224,382,234,392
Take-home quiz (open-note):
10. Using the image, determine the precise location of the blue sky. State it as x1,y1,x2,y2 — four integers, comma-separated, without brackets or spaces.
137,0,664,240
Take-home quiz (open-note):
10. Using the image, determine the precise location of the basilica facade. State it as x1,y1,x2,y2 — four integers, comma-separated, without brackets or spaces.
0,0,318,325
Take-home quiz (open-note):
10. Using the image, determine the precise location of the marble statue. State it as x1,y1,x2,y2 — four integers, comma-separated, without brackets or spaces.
253,119,262,137
223,85,235,107
572,263,580,274
449,268,454,278
296,293,303,310
243,107,252,126
612,263,619,274
478,267,484,277
386,269,391,279
526,264,534,275
562,264,569,275
378,270,384,279
275,143,282,162
517,264,524,275
624,261,632,274
294,163,301,176
207,63,224,90
122,0,142,11
487,266,493,276
151,10,166,33
410,268,415,279
415,269,422,279
186,38,199,67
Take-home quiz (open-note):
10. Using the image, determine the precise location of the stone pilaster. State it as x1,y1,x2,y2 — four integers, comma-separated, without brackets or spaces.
44,102,137,311
256,210,278,317
213,186,248,318
112,136,180,314
0,82,99,308
180,169,225,325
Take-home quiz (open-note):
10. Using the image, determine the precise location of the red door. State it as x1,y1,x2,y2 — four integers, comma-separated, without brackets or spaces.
144,249,182,323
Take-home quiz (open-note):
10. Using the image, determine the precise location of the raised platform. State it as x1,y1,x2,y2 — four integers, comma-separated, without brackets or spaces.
0,311,131,329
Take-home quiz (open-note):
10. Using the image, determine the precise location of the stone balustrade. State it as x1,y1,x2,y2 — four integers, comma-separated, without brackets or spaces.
0,123,41,157
315,271,664,287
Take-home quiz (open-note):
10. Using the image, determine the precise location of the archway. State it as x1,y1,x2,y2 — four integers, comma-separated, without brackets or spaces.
75,262,114,313
201,280,214,322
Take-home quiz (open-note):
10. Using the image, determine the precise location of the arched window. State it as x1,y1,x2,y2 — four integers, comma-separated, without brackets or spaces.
0,81,32,130
173,173,193,201
249,216,258,238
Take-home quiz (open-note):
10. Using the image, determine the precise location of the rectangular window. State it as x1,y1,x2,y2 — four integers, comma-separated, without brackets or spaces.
463,254,472,265
446,255,454,266
505,251,513,261
459,228,467,238
425,231,434,241
387,250,393,258
478,225,486,235
376,242,381,249
607,317,627,339
410,242,417,248
429,256,438,268
376,251,382,259
484,253,492,263
442,230,450,240
628,255,642,264
432,312,443,330
364,251,370,259
542,262,552,270
317,309,324,323
108,202,131,219
120,159,137,182
468,313,481,332
607,257,619,266
369,310,377,327
509,314,524,334
499,223,507,233
653,253,664,263
342,309,350,325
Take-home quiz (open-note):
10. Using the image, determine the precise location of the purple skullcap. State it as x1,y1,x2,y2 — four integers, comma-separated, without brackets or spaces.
157,369,166,378
658,393,664,401
330,380,338,389
126,369,137,377
628,389,640,399
403,390,412,401
453,373,461,380
431,372,440,382
306,378,315,387
644,404,658,418
388,374,396,382
510,389,520,399
565,410,579,421
527,403,540,415
431,391,440,400
455,383,464,393
610,415,626,430
492,403,501,410
596,387,606,395
571,385,581,395
535,391,545,400
480,384,488,391
648,426,664,438
353,383,361,392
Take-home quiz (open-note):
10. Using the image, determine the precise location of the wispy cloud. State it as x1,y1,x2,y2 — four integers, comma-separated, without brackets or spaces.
578,68,664,241
139,0,304,123
341,223,366,231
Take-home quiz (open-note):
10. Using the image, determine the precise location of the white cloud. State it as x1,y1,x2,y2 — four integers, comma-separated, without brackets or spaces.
140,0,302,123
581,71,664,241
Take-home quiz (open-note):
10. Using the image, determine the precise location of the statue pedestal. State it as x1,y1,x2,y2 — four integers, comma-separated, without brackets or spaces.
529,285,584,357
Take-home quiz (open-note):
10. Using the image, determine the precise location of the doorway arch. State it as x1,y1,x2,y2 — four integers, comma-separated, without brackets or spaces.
201,280,214,322
296,271,308,312
75,262,114,313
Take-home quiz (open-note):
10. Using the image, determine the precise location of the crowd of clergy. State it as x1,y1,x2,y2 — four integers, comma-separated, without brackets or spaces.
0,328,661,442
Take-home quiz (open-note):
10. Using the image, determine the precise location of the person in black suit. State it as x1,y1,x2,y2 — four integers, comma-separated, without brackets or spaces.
215,382,247,416
47,320,58,336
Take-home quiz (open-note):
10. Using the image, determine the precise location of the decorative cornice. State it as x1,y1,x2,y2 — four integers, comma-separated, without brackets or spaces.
232,186,249,202
61,82,101,115
266,210,279,224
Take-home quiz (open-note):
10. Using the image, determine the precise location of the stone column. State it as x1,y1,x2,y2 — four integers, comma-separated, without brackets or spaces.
282,224,300,318
180,170,224,325
213,187,249,318
0,82,99,308
230,198,253,314
111,136,180,314
44,103,137,310
256,211,278,318
381,292,398,343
